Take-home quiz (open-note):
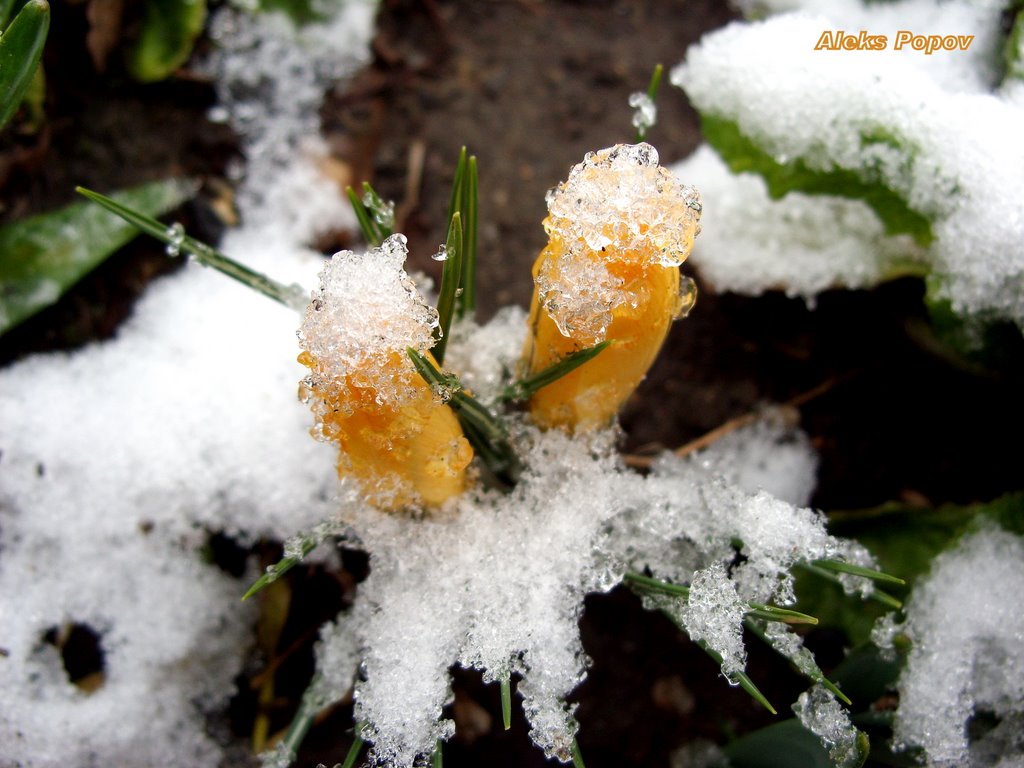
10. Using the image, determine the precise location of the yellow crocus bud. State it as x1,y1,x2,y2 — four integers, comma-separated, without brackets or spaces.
523,143,702,431
298,234,473,511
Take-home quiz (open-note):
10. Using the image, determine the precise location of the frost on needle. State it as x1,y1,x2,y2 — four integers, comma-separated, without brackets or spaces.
524,143,702,431
297,234,473,511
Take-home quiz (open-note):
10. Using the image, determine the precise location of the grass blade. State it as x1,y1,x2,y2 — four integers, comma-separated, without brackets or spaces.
745,603,819,626
633,62,662,143
501,341,611,402
0,0,49,130
75,186,307,310
431,739,443,768
801,563,903,610
624,571,689,598
346,186,384,246
340,723,366,768
745,619,851,706
407,348,520,487
432,212,463,365
698,641,777,715
500,676,512,730
812,559,906,586
626,572,817,625
457,155,478,318
242,535,322,600
571,739,587,768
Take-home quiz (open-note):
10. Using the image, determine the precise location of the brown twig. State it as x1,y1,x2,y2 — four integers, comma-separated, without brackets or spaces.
622,373,855,470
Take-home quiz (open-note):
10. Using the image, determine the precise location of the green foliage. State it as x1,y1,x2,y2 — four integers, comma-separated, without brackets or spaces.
0,0,49,129
0,179,193,336
796,493,1024,646
346,182,394,247
921,292,1024,373
406,348,521,487
699,114,934,247
721,718,869,768
500,341,611,403
1003,0,1024,84
127,0,207,83
432,212,462,365
446,147,478,320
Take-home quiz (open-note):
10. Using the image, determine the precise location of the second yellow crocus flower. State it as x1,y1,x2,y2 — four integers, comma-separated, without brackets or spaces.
523,143,702,431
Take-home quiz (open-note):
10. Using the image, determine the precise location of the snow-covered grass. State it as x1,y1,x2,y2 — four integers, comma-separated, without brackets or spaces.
671,0,1024,329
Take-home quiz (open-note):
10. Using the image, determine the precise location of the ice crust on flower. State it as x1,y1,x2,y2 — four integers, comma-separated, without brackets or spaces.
671,1,1024,327
894,527,1024,767
537,143,702,343
298,234,439,411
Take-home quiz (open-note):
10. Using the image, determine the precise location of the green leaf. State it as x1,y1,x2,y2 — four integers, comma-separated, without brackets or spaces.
458,155,478,318
571,739,587,768
0,0,18,30
811,560,905,586
127,0,206,83
700,113,933,247
723,718,868,768
0,179,193,336
340,724,366,768
0,0,49,130
634,62,663,143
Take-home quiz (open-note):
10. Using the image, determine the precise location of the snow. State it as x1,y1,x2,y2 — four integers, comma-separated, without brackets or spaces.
894,526,1024,767
670,0,1024,328
298,233,439,411
313,416,864,766
0,1,377,765
794,684,861,768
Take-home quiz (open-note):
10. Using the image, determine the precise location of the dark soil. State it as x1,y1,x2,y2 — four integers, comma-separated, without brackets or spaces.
3,1,1023,767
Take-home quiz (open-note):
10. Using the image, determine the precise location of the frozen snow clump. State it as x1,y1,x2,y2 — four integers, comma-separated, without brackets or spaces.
794,684,863,768
894,526,1024,767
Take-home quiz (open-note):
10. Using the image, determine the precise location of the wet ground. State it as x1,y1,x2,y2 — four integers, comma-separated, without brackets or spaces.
3,1,1023,766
